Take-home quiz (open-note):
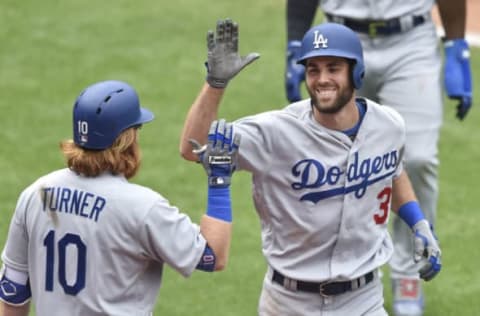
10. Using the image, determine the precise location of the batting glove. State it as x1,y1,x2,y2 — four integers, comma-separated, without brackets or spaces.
412,219,442,281
444,38,472,120
205,19,260,89
189,119,241,188
285,40,305,102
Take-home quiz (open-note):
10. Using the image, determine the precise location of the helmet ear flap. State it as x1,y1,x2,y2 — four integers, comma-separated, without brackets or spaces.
352,62,365,89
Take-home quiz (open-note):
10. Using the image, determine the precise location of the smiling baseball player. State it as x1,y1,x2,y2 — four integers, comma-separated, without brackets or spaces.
179,19,442,316
285,1,471,314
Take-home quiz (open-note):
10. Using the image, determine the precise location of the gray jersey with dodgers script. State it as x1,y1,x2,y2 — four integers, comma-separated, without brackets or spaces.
234,98,405,282
1,169,206,316
320,0,442,279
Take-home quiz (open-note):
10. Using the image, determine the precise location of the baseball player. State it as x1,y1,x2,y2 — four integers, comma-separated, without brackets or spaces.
285,1,472,315
179,19,442,316
0,80,240,316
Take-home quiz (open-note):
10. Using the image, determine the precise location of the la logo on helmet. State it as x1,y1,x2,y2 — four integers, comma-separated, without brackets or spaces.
313,31,328,49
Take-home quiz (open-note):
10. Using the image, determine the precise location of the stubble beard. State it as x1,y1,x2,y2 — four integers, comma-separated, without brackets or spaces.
308,85,354,114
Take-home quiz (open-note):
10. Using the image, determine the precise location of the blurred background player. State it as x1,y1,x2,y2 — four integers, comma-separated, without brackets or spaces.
180,19,441,316
285,1,472,315
0,80,239,316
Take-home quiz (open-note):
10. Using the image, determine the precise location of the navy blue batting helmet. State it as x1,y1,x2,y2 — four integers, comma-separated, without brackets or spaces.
73,80,154,150
297,23,365,89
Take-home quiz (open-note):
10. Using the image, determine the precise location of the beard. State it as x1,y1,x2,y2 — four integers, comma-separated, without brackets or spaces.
308,84,354,114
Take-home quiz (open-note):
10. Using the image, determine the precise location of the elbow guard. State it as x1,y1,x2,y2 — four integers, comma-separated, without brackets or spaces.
0,265,31,306
195,244,216,272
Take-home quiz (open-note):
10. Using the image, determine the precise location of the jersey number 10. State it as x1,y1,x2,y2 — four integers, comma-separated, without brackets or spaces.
43,230,87,295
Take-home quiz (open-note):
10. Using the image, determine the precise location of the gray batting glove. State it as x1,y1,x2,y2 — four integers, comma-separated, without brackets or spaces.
412,219,442,281
189,119,241,187
205,18,260,88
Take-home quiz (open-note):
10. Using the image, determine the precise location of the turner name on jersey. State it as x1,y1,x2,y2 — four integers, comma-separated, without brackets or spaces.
41,186,106,222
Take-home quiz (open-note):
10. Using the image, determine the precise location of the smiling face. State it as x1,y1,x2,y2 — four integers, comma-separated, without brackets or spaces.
305,56,355,115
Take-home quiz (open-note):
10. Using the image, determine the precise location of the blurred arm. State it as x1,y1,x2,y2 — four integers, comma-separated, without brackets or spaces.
0,302,30,316
287,0,319,41
436,0,466,39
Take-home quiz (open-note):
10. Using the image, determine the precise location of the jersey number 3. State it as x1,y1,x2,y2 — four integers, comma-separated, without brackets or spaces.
374,187,392,225
44,230,87,295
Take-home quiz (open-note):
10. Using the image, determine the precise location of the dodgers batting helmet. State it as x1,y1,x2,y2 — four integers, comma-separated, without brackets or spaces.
73,80,154,150
297,23,365,89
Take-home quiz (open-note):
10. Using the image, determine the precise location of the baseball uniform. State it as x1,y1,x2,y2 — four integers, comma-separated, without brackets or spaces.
1,168,206,316
233,97,405,315
320,0,442,281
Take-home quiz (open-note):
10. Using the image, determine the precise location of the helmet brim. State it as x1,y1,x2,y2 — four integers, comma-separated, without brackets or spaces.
297,49,360,65
135,107,155,125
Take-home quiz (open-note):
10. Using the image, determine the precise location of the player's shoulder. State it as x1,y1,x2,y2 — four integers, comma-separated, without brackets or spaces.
283,99,311,118
22,168,70,193
363,98,405,130
235,99,310,125
123,181,164,201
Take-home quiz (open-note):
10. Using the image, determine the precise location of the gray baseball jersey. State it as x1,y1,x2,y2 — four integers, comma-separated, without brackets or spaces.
1,168,206,316
234,98,405,282
320,0,442,279
320,0,434,19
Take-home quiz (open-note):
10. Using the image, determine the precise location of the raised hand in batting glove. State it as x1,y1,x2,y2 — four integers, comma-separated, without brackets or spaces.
412,219,442,281
205,18,260,89
444,39,473,120
189,119,241,188
285,40,305,102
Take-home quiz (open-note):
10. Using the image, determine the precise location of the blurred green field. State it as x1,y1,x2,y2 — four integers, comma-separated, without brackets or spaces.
0,1,479,315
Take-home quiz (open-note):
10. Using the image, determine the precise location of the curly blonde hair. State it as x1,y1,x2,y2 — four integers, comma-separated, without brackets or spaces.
60,127,141,179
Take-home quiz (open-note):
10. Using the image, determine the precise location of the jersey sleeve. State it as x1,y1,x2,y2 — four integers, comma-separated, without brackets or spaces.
1,186,34,273
378,102,407,179
392,116,406,179
393,146,405,178
233,112,277,172
138,197,206,277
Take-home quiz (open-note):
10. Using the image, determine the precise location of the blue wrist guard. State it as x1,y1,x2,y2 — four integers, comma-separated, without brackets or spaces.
206,187,232,222
398,201,425,228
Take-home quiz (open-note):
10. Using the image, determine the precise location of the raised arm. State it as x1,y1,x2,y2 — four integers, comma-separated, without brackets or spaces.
179,19,259,161
180,84,224,161
194,120,241,271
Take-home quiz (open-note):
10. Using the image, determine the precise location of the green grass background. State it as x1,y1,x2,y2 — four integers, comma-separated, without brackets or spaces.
0,1,479,315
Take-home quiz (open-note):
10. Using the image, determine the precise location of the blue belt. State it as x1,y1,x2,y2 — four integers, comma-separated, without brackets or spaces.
326,13,427,37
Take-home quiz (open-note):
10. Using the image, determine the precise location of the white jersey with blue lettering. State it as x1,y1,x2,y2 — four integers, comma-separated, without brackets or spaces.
1,168,206,316
234,98,405,282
